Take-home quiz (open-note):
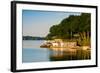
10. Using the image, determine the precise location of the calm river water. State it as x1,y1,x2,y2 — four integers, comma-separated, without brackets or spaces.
22,40,91,63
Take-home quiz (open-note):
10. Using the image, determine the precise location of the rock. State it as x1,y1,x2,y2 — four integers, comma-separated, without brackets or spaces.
82,46,90,50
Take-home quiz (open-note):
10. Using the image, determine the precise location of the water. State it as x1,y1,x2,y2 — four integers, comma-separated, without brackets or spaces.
22,40,51,62
22,40,91,63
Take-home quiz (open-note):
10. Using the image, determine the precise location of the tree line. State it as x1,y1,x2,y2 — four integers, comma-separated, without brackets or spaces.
23,36,45,40
46,13,91,46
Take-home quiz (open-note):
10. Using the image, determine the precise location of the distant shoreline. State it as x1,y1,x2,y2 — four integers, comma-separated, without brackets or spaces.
23,36,46,40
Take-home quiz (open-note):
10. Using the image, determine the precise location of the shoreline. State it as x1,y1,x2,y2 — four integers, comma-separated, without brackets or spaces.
40,40,90,51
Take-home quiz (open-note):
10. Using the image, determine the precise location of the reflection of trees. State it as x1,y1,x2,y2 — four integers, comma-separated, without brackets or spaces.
49,48,91,61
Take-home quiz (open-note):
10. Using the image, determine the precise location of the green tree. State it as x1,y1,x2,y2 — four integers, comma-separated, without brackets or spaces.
46,13,91,46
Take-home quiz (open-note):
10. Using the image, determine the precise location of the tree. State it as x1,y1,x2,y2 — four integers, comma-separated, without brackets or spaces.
77,13,91,46
46,13,91,46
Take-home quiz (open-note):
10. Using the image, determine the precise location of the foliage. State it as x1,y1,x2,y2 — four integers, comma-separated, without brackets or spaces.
46,13,91,46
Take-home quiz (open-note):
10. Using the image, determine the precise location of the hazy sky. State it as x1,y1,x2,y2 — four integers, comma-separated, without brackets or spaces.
22,10,81,37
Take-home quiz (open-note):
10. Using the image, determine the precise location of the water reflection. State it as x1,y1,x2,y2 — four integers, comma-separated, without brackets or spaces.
49,47,91,61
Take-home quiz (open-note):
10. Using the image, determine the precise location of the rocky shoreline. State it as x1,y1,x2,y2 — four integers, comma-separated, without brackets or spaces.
40,40,90,51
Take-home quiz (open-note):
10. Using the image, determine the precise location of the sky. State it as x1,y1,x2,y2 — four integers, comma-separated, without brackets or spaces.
22,10,81,37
